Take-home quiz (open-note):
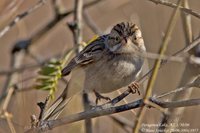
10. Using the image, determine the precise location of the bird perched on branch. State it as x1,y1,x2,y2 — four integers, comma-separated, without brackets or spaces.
43,22,146,120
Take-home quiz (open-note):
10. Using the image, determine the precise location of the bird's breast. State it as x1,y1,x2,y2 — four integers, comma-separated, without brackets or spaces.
84,54,144,93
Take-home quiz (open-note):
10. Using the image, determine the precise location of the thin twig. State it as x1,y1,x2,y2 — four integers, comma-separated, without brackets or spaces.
181,0,193,45
73,0,93,132
151,98,200,108
0,87,16,133
83,93,93,133
27,50,43,64
0,53,62,104
134,50,200,65
74,0,83,52
0,0,24,21
138,34,200,85
0,61,42,75
38,95,51,121
0,0,104,65
25,96,200,132
0,53,61,75
154,75,200,99
133,1,182,132
147,0,200,19
62,0,105,16
25,76,200,132
1,51,25,100
2,87,15,111
159,1,197,131
6,115,16,133
117,90,137,115
83,10,102,35
0,0,47,38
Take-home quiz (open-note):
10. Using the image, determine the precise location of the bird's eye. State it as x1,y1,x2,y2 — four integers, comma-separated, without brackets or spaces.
108,36,114,40
115,37,120,42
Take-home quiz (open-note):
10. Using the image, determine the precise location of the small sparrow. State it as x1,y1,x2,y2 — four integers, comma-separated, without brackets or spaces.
43,22,146,120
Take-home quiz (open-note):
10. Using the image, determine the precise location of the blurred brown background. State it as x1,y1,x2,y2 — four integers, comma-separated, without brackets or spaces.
0,0,199,132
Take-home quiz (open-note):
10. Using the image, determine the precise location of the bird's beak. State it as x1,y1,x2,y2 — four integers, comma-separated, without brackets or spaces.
123,36,127,43
121,36,128,45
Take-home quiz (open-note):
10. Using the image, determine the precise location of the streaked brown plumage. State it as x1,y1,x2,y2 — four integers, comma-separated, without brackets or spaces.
43,22,146,120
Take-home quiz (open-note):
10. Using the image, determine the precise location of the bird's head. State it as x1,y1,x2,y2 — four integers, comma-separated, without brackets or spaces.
106,22,146,54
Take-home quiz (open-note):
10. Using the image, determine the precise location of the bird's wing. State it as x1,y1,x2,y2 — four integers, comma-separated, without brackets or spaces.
62,36,106,76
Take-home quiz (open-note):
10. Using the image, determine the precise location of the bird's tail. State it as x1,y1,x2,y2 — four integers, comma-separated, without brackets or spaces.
42,68,85,121
42,83,71,121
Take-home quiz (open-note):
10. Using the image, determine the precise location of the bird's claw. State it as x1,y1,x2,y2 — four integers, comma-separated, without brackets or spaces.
128,82,140,95
94,90,111,105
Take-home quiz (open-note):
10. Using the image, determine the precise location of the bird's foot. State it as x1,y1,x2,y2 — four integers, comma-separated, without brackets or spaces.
94,90,111,105
128,82,140,95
